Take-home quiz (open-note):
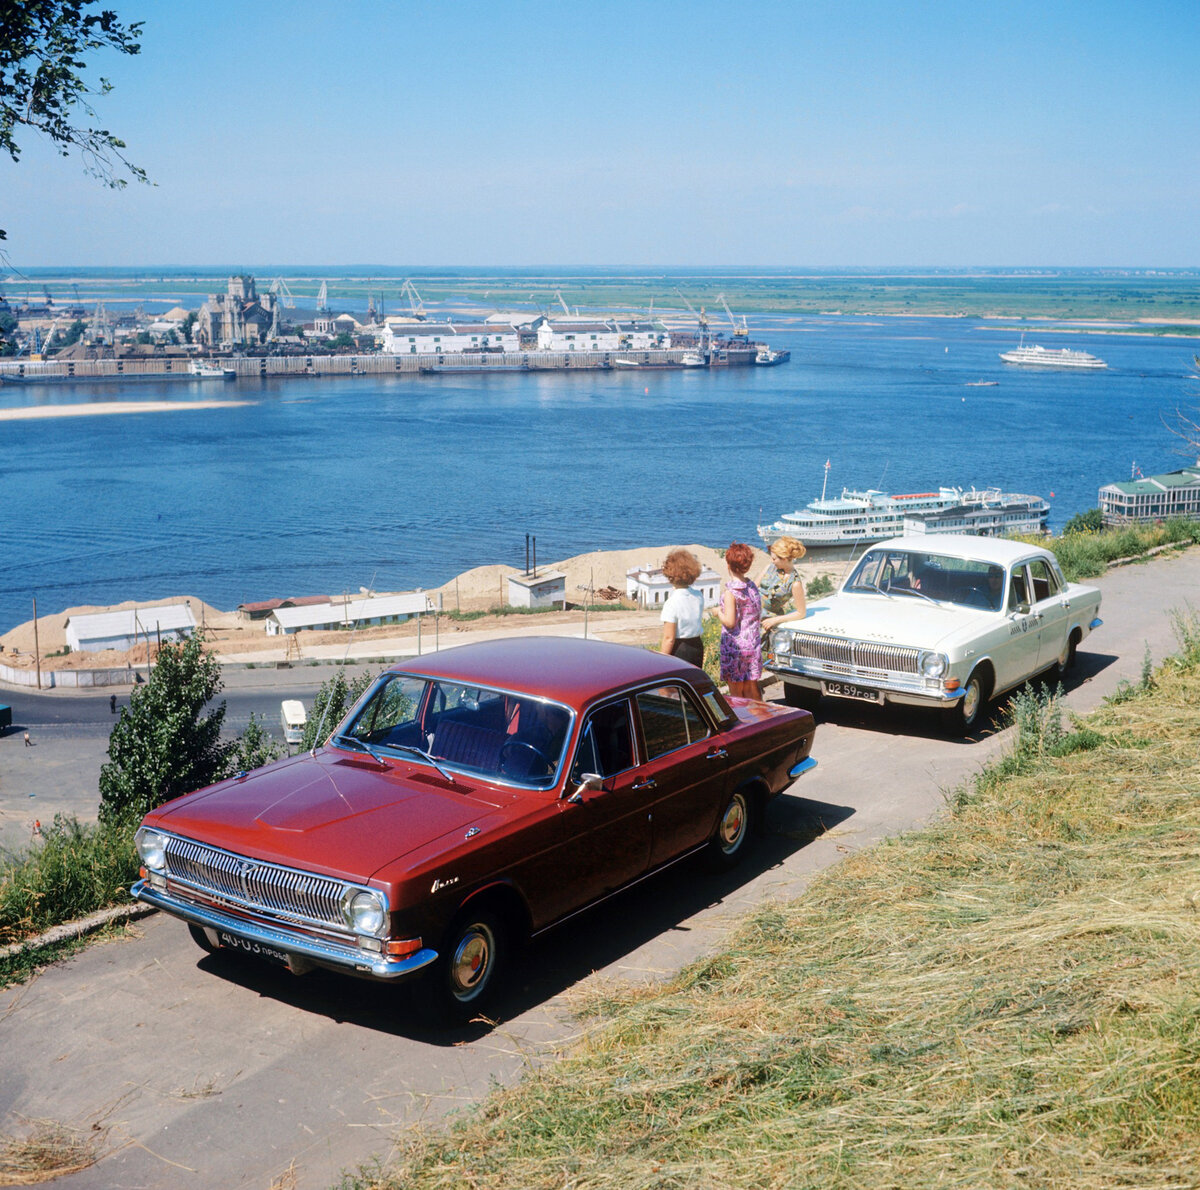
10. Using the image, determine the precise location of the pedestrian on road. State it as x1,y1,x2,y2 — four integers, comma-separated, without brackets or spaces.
23,731,31,747
110,694,117,714
718,542,764,701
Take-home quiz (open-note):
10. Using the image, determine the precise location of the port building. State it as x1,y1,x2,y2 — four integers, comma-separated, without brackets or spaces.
1099,465,1200,525
381,321,519,355
626,563,721,608
264,593,434,635
65,604,196,653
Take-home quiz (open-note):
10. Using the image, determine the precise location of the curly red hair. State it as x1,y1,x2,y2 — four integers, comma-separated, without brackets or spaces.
725,542,754,576
661,548,702,587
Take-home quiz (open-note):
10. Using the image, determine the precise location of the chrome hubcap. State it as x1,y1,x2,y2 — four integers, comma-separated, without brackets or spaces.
962,681,980,722
450,924,493,1000
720,795,747,852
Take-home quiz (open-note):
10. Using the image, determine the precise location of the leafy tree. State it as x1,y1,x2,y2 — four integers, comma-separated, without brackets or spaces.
99,631,233,825
299,669,376,751
61,317,86,346
1063,508,1104,535
0,308,16,355
0,2,147,244
181,310,196,343
225,712,284,776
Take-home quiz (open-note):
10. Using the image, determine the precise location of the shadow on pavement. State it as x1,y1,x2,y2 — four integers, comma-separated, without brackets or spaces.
193,792,855,1044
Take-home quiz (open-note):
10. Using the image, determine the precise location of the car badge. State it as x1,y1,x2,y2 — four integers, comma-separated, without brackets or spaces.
465,826,480,838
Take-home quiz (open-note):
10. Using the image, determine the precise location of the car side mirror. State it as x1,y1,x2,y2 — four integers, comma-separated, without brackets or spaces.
1015,601,1031,616
568,772,604,804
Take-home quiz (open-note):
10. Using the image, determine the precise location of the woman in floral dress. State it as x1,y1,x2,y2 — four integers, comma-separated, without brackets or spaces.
718,541,763,699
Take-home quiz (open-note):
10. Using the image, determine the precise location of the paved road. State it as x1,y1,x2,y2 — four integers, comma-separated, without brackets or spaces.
1,549,1197,1190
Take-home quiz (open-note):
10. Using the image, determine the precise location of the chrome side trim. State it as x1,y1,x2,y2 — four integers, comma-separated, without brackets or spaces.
789,757,818,780
132,880,436,980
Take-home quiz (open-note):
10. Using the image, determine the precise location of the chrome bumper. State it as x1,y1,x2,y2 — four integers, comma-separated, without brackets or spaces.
767,662,964,706
132,879,438,981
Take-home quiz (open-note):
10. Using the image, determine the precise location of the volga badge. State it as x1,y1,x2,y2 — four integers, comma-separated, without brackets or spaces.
431,876,459,894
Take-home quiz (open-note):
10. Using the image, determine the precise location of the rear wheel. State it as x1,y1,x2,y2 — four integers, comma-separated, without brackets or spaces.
1053,631,1079,680
705,787,759,871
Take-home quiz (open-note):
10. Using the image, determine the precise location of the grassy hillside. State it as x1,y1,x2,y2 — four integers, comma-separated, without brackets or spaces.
355,612,1200,1190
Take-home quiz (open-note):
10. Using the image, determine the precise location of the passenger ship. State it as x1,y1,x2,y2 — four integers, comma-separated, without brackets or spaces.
758,483,1050,548
999,342,1107,369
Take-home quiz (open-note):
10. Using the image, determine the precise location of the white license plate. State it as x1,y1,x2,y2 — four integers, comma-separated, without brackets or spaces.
217,930,291,967
822,680,883,704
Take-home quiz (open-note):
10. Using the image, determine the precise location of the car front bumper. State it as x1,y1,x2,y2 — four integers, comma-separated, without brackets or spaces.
766,661,965,709
132,878,439,981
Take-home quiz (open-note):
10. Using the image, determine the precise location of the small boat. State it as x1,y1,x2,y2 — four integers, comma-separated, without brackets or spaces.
612,357,641,367
189,360,236,379
965,380,998,387
681,352,705,367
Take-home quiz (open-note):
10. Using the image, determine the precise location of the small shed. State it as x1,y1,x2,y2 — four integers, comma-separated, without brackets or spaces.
626,563,721,609
265,592,434,636
506,570,567,610
65,604,196,653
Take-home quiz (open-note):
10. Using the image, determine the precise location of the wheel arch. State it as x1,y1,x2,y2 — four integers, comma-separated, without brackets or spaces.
453,880,532,945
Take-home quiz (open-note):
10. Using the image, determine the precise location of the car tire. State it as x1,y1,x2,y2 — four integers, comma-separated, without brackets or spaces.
941,670,986,736
1053,632,1078,681
781,682,821,713
706,787,759,871
188,924,218,954
421,906,510,1025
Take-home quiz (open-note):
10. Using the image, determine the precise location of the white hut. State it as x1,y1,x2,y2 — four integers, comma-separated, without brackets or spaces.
65,604,196,653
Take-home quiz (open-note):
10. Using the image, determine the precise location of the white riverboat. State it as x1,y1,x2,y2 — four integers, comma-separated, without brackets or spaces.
758,472,1049,548
999,342,1107,369
188,360,237,379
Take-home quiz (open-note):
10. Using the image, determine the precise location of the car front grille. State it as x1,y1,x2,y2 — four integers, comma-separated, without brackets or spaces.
785,633,921,676
163,834,347,930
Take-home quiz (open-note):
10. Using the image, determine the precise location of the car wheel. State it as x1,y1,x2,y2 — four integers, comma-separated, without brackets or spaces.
942,670,986,736
1053,633,1078,680
423,907,509,1024
188,924,217,954
781,682,821,713
706,788,758,871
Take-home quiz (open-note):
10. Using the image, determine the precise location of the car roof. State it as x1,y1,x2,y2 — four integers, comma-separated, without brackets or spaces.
388,636,704,707
871,534,1052,567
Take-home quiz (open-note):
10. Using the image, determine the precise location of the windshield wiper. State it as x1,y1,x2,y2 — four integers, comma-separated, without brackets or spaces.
333,733,389,769
388,743,458,785
896,585,940,604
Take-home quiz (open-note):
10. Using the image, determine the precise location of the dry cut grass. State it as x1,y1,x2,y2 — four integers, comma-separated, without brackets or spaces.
0,1119,105,1185
353,628,1200,1190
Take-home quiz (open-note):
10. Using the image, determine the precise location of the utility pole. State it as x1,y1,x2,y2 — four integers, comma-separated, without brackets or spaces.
32,596,41,690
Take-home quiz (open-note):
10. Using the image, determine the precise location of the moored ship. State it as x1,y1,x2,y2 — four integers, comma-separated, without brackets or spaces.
999,342,1107,369
758,475,1049,548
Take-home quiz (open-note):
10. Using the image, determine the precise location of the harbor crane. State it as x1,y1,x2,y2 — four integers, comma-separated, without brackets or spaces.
714,292,749,338
316,281,329,313
269,277,296,308
552,289,572,316
399,279,426,318
674,288,710,354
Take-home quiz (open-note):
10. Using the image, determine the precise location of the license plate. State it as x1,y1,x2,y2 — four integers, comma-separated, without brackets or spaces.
217,930,291,967
822,680,883,704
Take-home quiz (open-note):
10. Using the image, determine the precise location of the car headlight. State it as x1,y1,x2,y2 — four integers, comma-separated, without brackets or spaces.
135,828,168,871
342,888,387,935
919,651,948,678
773,631,791,656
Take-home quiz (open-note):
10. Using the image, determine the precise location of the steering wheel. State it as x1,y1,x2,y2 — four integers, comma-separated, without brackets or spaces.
499,739,551,779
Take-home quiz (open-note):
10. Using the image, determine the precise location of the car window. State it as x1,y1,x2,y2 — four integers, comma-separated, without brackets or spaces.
701,688,734,726
1027,558,1060,603
1009,566,1030,610
570,699,636,782
635,685,710,761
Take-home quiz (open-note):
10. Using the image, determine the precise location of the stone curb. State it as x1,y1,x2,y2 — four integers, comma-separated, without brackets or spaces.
0,902,156,962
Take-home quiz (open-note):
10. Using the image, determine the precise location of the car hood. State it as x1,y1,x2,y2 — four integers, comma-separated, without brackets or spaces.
147,750,511,884
791,595,998,652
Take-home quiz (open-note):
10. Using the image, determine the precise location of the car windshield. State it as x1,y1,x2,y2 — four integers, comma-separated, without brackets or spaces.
337,673,572,788
846,549,1007,611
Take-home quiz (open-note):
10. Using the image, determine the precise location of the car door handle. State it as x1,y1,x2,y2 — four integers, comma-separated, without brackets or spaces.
706,748,728,760
631,778,656,791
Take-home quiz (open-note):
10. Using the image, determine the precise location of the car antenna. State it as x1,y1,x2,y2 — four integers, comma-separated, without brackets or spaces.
310,571,377,756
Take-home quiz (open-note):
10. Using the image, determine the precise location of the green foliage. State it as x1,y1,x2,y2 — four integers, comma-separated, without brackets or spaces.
1062,507,1104,534
1014,518,1200,581
181,310,196,343
806,572,835,599
0,2,147,243
225,712,284,775
299,668,376,750
98,631,232,825
0,308,16,354
0,814,137,948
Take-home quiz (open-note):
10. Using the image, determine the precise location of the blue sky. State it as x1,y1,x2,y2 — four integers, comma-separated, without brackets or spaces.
4,0,1199,267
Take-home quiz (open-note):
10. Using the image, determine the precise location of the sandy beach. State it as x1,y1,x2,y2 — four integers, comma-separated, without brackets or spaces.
0,400,253,421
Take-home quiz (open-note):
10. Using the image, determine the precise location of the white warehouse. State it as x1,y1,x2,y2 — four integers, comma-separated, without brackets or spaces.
65,604,197,653
265,593,434,635
381,321,519,355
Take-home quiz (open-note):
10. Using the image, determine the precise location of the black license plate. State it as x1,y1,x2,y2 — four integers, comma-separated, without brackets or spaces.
217,930,291,967
822,680,883,704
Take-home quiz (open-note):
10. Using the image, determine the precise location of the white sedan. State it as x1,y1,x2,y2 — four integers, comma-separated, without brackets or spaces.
765,535,1103,734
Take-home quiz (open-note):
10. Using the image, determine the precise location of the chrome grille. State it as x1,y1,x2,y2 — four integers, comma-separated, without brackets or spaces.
164,835,346,929
786,633,921,675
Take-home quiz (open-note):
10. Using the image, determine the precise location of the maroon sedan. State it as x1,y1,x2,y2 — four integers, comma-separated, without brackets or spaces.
133,637,816,1021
